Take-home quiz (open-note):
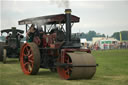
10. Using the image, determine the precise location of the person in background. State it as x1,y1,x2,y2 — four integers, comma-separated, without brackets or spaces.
6,33,12,44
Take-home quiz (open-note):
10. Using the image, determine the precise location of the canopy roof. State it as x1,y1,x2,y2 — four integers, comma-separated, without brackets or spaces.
18,14,80,25
1,29,24,34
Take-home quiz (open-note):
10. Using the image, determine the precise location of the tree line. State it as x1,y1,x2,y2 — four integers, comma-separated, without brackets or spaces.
111,31,128,41
72,30,105,41
0,30,128,41
72,30,128,41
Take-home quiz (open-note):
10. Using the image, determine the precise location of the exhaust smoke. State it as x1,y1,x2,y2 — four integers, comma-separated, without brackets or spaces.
50,0,70,9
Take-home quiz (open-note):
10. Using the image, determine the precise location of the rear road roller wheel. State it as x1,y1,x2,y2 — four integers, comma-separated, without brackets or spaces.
20,43,40,75
57,52,96,80
3,49,7,64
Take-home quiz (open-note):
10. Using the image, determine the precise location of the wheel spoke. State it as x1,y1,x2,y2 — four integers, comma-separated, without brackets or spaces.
24,62,32,72
28,54,33,60
24,62,29,67
27,50,31,56
24,47,31,56
26,47,29,52
26,50,31,56
28,64,32,72
29,60,34,66
23,46,33,72
23,53,27,56
64,55,72,76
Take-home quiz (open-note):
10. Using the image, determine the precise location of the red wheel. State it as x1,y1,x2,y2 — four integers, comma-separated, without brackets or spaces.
20,43,40,75
57,53,72,80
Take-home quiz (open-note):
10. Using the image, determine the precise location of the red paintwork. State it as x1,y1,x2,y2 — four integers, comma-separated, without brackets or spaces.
57,52,71,79
33,36,41,45
43,33,56,48
20,30,91,77
20,43,34,75
62,49,91,53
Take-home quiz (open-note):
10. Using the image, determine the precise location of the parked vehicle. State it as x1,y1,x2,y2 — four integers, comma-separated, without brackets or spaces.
0,27,24,63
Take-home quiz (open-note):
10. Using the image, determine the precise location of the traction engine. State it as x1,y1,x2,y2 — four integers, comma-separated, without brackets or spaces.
19,9,97,80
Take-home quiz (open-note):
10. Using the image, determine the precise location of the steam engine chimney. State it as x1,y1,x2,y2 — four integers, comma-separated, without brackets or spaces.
65,9,71,42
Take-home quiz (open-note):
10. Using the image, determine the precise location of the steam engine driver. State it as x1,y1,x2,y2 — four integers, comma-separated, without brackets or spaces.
26,24,36,42
26,24,41,45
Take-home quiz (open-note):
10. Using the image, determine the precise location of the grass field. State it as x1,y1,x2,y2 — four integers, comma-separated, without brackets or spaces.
0,49,128,85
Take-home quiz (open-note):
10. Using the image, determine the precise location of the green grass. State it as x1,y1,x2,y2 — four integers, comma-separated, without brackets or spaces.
0,49,128,85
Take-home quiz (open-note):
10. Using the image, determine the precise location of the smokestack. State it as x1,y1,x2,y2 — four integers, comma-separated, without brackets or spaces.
65,9,71,41
12,27,16,38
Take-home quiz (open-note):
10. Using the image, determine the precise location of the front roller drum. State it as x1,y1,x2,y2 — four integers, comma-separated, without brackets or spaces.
20,43,40,75
57,52,96,80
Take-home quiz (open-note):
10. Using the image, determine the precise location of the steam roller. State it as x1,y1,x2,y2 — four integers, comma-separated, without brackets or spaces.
18,9,97,80
57,51,96,80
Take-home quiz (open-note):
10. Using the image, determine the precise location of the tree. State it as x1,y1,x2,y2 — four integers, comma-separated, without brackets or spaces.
111,32,120,40
111,31,128,40
86,31,96,41
121,31,128,40
76,30,106,41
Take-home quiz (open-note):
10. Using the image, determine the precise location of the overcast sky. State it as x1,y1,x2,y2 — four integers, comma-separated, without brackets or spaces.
0,0,128,36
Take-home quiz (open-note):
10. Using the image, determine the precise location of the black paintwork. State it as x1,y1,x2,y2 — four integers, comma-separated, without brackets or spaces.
1,27,24,58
